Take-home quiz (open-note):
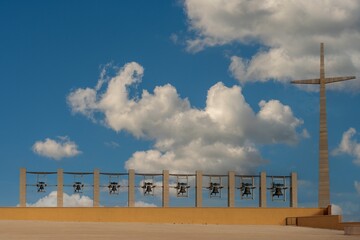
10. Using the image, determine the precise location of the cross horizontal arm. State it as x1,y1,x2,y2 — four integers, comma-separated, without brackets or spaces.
325,76,356,84
290,79,320,84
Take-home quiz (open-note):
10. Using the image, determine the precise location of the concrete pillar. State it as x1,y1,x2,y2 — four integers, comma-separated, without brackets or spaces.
162,170,169,207
57,169,63,207
290,172,298,208
318,43,330,208
259,172,267,208
93,169,100,207
228,171,235,207
19,168,26,207
196,171,203,207
128,169,135,207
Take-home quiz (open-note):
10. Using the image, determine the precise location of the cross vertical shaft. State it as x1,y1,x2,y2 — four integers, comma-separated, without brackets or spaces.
319,43,330,208
291,43,355,208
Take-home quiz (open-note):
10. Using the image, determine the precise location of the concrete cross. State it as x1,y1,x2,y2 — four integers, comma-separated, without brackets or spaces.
291,43,356,208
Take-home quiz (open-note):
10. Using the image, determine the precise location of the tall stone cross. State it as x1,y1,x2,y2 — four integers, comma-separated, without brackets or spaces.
291,43,356,208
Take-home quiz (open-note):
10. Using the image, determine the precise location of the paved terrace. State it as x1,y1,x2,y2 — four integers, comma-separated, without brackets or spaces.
0,221,357,240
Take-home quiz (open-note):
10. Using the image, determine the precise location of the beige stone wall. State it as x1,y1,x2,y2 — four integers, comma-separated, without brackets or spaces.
297,215,343,230
297,216,360,231
0,207,326,225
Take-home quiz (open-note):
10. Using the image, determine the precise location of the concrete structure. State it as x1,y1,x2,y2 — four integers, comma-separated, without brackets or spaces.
14,169,360,232
93,169,100,207
19,168,26,207
128,169,135,207
162,170,169,207
0,207,328,225
227,171,235,207
290,172,298,208
195,171,203,207
3,206,360,232
296,213,360,234
19,168,298,208
344,225,360,235
57,169,63,207
1,221,354,240
259,172,267,207
291,43,356,208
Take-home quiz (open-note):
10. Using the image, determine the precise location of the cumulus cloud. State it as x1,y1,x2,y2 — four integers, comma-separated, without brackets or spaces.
32,136,81,160
184,0,360,91
331,204,343,215
333,201,360,221
332,128,360,166
134,201,157,207
67,62,304,174
27,191,93,207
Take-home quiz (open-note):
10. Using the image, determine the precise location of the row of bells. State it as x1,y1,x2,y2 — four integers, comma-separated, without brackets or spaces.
36,181,286,197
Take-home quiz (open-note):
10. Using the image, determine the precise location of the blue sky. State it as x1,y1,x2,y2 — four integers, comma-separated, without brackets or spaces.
1,1,360,220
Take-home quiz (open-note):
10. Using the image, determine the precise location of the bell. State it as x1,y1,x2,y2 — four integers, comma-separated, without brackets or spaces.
242,186,252,197
145,185,152,194
73,182,83,193
145,184,153,194
110,185,118,194
37,182,46,192
142,182,154,195
211,186,219,195
273,187,283,197
179,185,187,195
108,182,119,194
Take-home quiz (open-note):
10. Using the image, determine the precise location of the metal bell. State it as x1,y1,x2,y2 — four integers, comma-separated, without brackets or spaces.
273,187,283,197
36,181,46,192
143,182,153,195
73,182,83,193
145,185,152,194
242,186,252,197
108,182,120,194
211,186,219,195
179,185,187,195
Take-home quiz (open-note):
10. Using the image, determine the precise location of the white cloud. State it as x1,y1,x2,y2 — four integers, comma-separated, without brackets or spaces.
333,201,360,221
68,62,303,174
301,129,310,139
332,128,360,166
134,201,157,207
32,136,81,160
331,204,343,215
297,179,313,189
104,141,120,148
27,191,93,207
355,181,360,195
184,0,360,91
